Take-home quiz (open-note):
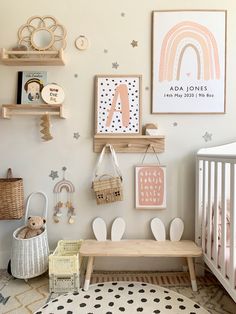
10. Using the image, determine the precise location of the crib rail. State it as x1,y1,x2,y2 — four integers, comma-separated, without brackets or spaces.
196,155,236,302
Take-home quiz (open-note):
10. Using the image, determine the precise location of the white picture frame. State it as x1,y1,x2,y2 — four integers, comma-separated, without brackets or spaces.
95,75,142,134
152,10,227,114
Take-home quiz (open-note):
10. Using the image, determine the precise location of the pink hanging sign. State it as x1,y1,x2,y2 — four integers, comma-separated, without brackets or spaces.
135,165,166,209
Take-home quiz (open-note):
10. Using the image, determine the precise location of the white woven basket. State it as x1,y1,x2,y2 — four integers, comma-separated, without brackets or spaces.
11,191,49,279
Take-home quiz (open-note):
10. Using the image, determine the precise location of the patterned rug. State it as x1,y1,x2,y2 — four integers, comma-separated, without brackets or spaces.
35,282,209,314
0,270,236,314
90,271,218,286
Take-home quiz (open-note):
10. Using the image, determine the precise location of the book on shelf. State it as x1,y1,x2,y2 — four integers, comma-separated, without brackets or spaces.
17,71,47,104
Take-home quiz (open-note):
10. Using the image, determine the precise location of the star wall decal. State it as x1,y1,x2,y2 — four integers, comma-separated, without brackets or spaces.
131,40,138,48
202,132,212,142
49,170,59,180
73,132,80,140
112,62,119,69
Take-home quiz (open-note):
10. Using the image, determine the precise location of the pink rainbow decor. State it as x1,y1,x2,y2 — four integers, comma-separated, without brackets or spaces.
53,170,76,224
53,179,75,193
158,21,220,82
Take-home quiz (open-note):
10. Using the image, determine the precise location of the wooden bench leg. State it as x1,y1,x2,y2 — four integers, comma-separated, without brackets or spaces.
182,257,188,272
83,256,94,291
187,257,197,292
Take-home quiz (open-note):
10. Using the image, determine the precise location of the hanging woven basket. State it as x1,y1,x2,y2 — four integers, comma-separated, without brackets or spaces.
0,168,24,220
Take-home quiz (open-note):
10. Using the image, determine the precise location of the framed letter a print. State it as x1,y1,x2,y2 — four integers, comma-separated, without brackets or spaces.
152,10,227,113
95,75,142,134
135,165,166,209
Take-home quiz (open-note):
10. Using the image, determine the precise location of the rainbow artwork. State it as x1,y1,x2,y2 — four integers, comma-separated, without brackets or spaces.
152,10,226,113
53,179,75,193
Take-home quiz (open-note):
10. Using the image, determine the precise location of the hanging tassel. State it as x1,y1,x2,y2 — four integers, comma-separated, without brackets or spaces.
40,114,53,141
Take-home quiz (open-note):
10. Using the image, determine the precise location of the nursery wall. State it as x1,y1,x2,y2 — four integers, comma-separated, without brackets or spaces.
0,0,236,270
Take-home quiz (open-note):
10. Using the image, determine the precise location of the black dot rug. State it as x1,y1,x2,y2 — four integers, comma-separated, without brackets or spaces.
35,282,209,314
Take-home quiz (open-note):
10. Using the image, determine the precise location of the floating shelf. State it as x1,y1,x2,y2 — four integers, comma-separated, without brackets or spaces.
94,135,165,153
0,48,65,66
1,104,66,119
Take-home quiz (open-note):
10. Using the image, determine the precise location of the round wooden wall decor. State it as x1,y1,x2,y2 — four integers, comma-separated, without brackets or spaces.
75,35,90,50
18,15,67,51
41,84,65,105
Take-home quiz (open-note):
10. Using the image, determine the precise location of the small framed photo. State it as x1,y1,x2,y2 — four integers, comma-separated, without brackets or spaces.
135,165,166,209
95,75,142,134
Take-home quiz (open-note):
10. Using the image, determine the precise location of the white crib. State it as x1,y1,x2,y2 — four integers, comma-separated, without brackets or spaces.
195,142,236,302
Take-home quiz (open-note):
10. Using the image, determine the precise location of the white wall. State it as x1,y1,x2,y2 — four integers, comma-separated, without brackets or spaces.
0,0,236,270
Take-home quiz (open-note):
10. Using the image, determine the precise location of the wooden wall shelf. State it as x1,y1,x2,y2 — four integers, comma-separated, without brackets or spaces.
0,48,65,66
94,135,165,153
1,104,66,119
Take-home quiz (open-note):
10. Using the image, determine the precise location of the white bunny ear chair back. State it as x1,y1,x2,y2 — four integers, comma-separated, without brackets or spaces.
111,217,126,241
150,218,166,241
92,217,107,241
170,218,184,241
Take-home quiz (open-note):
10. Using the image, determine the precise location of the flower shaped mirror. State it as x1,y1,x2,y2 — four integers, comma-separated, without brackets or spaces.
17,15,66,51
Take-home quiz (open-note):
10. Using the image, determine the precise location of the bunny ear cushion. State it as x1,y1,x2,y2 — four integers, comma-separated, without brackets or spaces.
92,217,107,241
150,218,166,241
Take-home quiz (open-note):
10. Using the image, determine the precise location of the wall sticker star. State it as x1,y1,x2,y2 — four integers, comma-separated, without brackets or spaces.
202,132,212,142
73,132,80,140
131,40,138,48
112,62,119,69
49,170,59,180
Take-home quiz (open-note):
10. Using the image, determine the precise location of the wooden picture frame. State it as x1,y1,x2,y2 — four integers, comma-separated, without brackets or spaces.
95,75,142,135
152,10,227,114
135,164,166,209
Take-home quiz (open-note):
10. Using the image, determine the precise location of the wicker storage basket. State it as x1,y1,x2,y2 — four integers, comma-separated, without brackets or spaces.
92,144,123,205
49,240,83,293
0,168,24,220
93,175,123,205
11,192,49,279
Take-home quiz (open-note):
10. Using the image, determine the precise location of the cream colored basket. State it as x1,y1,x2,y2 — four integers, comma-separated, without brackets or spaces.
11,192,49,279
49,240,83,293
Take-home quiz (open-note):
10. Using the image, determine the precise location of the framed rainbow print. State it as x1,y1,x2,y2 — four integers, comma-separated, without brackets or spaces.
135,165,166,209
152,10,227,113
95,75,142,134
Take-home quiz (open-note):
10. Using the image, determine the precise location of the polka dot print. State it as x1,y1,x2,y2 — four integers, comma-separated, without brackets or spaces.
36,282,209,314
97,77,140,134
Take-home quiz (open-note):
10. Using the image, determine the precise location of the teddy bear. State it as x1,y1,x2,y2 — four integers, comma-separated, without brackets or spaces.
17,216,46,239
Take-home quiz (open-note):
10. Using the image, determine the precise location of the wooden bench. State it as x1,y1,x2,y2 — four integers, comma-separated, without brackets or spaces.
79,239,202,291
